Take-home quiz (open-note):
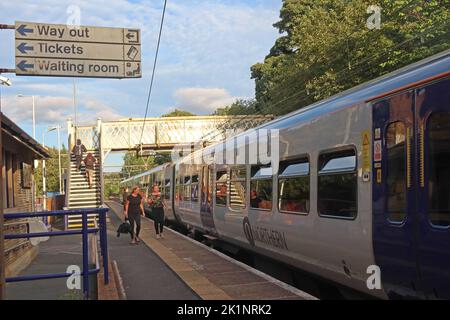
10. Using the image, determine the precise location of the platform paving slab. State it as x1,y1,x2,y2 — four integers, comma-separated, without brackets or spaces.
106,205,200,300
5,235,85,300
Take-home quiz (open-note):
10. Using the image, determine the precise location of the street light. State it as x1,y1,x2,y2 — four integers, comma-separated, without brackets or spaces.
17,94,36,139
0,75,12,86
48,125,63,195
42,131,47,210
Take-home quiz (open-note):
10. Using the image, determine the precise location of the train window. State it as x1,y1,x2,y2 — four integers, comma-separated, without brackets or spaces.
427,113,450,226
386,122,407,222
191,174,199,202
215,170,228,206
229,166,246,209
250,164,272,210
164,179,171,200
183,176,191,203
318,149,357,219
278,159,309,214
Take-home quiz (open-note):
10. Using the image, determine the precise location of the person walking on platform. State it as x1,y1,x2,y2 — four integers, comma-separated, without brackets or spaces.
72,139,87,171
124,186,145,245
83,152,97,188
148,184,165,239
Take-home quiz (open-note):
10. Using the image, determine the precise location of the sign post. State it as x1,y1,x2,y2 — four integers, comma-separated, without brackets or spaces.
14,21,141,79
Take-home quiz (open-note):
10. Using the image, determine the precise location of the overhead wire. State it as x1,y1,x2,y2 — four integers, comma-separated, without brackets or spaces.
138,0,168,147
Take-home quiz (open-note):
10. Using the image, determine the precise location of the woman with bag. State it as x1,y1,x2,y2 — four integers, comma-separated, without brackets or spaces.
124,186,145,244
148,184,165,239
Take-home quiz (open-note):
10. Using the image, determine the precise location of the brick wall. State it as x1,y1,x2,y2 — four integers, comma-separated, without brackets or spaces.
2,131,37,277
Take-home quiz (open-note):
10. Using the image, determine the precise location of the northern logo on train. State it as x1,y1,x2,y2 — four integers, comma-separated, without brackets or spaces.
243,216,255,247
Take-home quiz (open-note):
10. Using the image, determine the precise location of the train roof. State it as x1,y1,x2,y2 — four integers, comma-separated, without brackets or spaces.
259,49,450,130
124,50,450,175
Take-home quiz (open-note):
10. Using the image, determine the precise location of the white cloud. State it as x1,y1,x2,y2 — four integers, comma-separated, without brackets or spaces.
82,99,124,122
2,95,72,124
1,95,123,125
0,0,280,123
173,87,239,114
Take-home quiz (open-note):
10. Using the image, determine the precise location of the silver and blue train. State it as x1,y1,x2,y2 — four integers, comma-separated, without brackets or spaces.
121,50,450,299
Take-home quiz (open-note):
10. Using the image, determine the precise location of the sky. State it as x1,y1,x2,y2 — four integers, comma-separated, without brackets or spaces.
0,0,281,171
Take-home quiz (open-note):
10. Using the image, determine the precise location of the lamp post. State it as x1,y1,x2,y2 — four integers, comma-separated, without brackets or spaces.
48,125,62,194
17,94,39,211
0,75,12,301
42,131,47,210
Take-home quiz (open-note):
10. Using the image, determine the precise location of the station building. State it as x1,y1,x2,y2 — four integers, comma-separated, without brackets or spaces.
1,112,49,279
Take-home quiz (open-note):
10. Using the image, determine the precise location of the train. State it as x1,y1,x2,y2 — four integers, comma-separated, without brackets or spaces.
121,50,450,299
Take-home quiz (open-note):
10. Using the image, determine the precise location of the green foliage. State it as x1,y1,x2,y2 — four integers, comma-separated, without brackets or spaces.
212,99,260,116
104,172,122,198
251,0,450,116
35,145,69,195
162,109,196,117
120,151,171,180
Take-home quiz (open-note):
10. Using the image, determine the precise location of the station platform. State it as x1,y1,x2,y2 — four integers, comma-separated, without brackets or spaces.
5,234,85,300
106,200,316,300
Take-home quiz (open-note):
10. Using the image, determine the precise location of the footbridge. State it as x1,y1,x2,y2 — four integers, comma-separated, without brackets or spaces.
68,115,273,154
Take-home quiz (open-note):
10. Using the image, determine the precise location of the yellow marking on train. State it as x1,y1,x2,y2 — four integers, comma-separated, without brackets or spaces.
406,127,412,188
376,169,382,184
419,123,425,188
362,130,371,175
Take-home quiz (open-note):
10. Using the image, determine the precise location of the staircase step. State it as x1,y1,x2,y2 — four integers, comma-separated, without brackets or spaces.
68,204,101,209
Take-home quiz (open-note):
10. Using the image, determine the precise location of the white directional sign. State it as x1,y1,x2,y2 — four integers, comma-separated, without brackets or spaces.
15,21,141,78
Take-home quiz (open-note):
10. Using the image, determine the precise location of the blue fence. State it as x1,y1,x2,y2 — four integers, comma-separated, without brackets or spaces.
4,208,109,300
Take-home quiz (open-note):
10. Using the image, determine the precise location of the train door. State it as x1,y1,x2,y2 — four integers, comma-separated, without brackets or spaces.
200,165,216,234
372,90,422,298
415,77,450,299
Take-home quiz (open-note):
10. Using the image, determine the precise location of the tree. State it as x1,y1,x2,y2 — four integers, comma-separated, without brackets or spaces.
35,145,69,195
212,99,260,116
162,109,196,117
251,0,450,116
120,151,171,180
103,172,122,198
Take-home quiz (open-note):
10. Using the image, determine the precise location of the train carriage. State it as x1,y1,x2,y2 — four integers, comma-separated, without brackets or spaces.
121,50,450,299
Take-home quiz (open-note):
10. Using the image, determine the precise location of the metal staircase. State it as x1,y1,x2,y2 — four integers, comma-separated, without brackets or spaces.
65,119,105,229
66,151,102,229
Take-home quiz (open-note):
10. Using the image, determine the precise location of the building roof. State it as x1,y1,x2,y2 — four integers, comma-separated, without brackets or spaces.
1,112,50,159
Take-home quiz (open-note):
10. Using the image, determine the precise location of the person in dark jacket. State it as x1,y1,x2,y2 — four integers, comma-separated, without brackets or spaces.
83,152,97,188
72,139,87,171
148,184,165,239
124,186,145,244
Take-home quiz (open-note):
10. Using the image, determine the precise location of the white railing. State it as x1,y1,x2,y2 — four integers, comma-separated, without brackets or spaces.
96,115,273,151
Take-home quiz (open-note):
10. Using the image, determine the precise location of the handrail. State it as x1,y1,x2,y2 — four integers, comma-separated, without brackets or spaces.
4,208,109,300
98,119,105,205
65,120,73,217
